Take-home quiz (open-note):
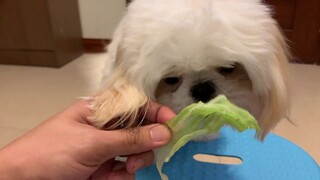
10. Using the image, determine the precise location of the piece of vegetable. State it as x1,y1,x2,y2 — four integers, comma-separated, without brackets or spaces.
154,95,260,180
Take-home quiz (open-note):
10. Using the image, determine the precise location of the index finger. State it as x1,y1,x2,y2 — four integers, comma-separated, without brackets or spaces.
144,101,176,123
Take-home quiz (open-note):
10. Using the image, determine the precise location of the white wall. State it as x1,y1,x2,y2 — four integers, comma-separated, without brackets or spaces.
79,0,126,39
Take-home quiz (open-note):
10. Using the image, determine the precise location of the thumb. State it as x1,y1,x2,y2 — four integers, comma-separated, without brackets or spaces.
99,124,171,158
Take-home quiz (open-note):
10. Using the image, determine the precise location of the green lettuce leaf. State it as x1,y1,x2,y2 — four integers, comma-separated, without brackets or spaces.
154,95,260,180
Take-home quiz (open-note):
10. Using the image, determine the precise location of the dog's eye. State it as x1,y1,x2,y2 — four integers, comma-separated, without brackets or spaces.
218,64,236,74
164,77,180,85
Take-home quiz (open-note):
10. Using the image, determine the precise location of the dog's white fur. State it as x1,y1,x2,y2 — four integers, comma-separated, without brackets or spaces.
92,0,290,139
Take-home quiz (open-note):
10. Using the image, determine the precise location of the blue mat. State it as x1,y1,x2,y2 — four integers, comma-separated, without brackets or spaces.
137,127,320,180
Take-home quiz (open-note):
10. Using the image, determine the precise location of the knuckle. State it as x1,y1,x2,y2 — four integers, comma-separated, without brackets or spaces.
123,128,144,150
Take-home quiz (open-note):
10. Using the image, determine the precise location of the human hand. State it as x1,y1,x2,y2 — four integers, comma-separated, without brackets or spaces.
0,99,175,180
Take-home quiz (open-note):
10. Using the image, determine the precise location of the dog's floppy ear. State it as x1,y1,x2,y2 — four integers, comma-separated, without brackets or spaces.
257,24,291,139
100,19,126,85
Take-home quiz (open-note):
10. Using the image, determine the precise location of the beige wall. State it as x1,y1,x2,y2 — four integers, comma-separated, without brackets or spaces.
79,0,126,39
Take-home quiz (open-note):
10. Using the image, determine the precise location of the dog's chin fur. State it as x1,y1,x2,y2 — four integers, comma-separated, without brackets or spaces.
92,0,291,139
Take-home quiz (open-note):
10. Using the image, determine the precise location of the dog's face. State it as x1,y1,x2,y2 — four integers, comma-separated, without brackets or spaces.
156,63,262,118
93,0,290,138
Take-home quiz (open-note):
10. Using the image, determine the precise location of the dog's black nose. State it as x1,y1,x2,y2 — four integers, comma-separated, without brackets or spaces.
190,81,216,103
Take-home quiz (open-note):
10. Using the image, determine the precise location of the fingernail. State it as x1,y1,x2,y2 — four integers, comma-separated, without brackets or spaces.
78,96,93,100
150,125,171,143
132,159,145,172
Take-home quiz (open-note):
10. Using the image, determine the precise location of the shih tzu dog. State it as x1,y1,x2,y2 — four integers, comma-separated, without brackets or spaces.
92,0,290,139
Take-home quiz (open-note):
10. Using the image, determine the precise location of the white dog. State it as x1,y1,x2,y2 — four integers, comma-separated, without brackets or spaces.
92,0,290,139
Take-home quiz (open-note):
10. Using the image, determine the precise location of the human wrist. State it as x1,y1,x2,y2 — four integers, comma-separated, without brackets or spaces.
0,145,44,180
0,147,25,180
